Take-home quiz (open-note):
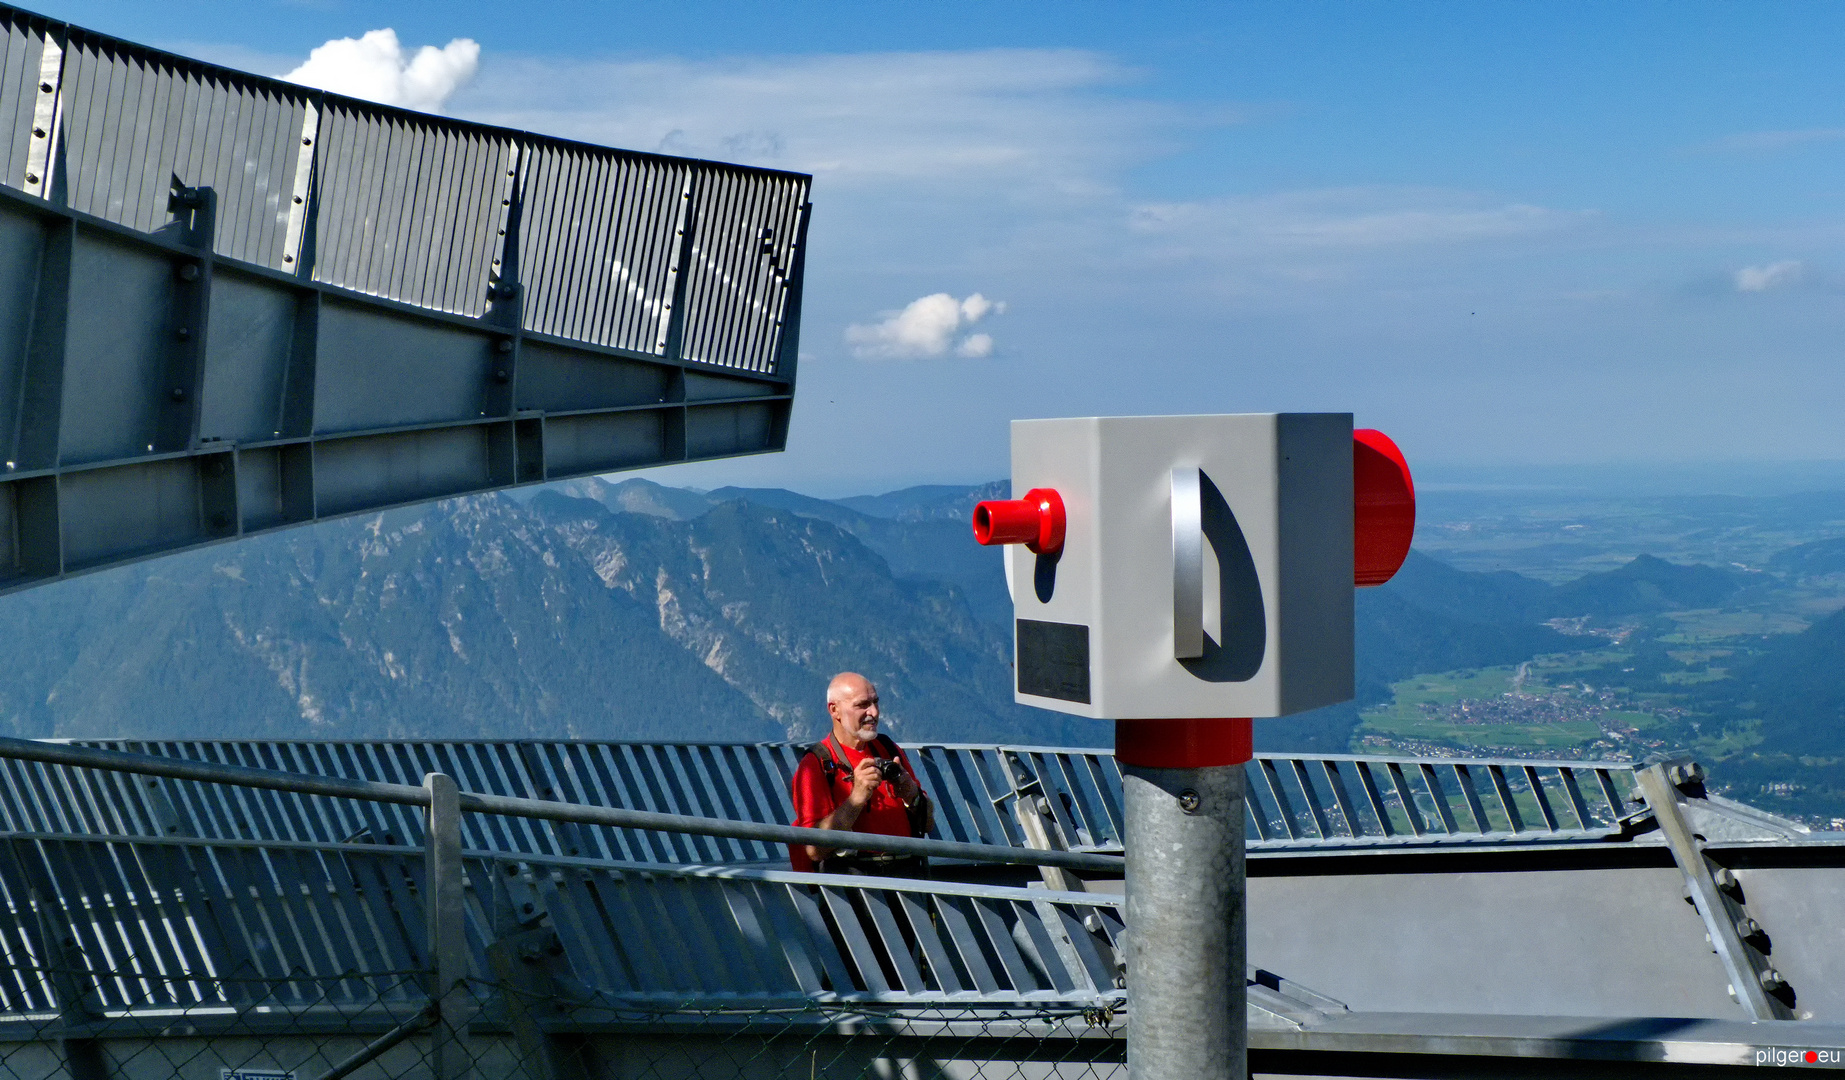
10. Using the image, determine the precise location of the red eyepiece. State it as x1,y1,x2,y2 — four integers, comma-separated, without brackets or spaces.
972,488,1065,555
1354,429,1414,587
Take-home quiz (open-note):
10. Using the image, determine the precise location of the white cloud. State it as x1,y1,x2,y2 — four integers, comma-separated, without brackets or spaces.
846,292,1004,359
1734,260,1805,292
452,49,1203,194
1130,188,1579,250
956,333,994,358
285,29,480,113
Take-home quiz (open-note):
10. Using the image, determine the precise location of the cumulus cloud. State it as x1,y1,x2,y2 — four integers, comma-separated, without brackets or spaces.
846,293,1005,359
285,29,480,113
1735,260,1805,292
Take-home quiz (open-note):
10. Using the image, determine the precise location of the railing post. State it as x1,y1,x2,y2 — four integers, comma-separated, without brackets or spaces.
424,772,471,1079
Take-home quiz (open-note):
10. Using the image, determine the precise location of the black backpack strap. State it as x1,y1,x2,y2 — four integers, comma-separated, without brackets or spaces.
807,738,840,779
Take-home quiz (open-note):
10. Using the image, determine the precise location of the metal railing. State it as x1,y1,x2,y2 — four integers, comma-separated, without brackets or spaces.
0,834,1126,1015
0,734,1129,1080
0,736,1831,1080
0,736,1120,874
0,738,1648,867
1242,752,1643,847
0,3,808,375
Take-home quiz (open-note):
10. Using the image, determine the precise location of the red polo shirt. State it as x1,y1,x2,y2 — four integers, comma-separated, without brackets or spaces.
789,734,923,871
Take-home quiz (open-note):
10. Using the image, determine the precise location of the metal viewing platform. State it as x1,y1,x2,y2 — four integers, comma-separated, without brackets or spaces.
0,2,809,596
0,736,1840,1077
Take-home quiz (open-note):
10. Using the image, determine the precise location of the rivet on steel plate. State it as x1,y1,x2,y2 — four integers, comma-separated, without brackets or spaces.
23,173,36,184
497,339,514,353
171,388,186,401
1178,789,1201,815
31,127,43,137
38,82,52,92
175,326,190,339
179,263,199,281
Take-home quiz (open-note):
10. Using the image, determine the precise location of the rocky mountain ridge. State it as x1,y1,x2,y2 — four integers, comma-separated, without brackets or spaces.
0,476,1783,755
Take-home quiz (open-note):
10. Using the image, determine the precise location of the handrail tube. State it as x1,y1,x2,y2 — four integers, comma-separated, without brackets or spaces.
0,736,1123,874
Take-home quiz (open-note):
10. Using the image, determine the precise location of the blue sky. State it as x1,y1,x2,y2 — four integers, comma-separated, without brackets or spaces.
30,1,1845,494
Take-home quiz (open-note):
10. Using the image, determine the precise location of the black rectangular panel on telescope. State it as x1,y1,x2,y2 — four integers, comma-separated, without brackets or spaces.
1016,619,1091,704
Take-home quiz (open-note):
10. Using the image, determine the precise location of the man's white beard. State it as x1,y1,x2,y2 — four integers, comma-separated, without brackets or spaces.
852,719,879,742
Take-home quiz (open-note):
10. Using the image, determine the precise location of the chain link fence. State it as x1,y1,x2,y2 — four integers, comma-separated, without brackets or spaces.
0,960,1125,1080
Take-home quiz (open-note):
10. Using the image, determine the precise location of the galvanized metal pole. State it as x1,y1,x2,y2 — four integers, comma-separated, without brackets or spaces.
424,772,470,1080
1119,719,1250,1080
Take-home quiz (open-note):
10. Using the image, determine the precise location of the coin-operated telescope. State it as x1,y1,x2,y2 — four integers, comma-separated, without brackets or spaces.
972,413,1413,758
971,413,1413,1080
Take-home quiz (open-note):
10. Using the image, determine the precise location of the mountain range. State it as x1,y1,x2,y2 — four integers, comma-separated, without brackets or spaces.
0,476,1819,761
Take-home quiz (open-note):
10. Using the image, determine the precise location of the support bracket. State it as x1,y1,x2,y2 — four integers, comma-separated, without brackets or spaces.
1636,759,1798,1020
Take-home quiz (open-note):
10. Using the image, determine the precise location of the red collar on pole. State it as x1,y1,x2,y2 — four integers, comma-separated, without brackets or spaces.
1116,718,1253,768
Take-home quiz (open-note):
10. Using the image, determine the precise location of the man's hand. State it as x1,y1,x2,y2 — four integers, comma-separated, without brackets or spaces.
846,758,884,807
888,763,921,804
809,758,883,862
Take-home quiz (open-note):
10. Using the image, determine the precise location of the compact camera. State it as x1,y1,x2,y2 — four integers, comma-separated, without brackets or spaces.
873,758,905,783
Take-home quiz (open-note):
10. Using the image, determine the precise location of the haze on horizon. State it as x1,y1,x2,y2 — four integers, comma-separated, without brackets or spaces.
37,0,1845,494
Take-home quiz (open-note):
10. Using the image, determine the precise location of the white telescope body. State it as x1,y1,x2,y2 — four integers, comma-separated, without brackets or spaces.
1003,413,1355,720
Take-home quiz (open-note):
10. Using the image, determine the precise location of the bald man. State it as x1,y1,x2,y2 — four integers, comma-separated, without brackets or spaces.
789,672,932,875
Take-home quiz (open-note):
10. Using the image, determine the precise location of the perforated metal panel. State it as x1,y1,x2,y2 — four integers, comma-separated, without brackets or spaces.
57,39,307,267
310,105,512,314
517,146,689,352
